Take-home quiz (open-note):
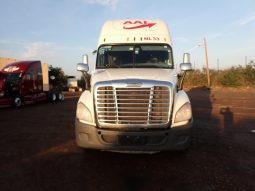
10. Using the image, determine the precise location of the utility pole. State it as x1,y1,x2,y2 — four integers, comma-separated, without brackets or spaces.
204,36,211,87
245,56,247,66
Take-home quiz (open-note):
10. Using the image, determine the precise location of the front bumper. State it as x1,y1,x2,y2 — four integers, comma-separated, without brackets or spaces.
75,119,192,152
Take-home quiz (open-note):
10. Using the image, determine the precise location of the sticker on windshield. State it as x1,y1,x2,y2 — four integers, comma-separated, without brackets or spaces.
99,46,112,54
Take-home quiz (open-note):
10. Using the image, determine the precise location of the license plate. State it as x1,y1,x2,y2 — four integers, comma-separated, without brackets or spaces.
119,135,147,146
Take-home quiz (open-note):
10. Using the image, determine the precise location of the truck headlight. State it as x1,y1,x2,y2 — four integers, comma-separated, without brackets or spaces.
0,91,4,97
76,103,93,123
174,102,192,123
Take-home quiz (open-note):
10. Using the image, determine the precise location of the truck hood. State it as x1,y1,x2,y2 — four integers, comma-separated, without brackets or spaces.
91,68,178,87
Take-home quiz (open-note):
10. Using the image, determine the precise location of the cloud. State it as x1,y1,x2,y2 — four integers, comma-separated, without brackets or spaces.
82,0,119,10
22,42,56,59
0,39,56,59
237,13,255,26
0,39,89,60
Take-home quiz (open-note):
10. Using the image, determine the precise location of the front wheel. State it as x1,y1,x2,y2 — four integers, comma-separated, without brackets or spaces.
13,96,22,108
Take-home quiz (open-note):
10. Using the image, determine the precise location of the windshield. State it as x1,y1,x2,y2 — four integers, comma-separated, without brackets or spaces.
4,73,21,84
96,44,174,69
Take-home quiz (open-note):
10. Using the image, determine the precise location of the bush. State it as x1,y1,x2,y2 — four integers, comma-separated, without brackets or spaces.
184,64,255,88
219,68,241,87
184,70,207,87
242,64,255,85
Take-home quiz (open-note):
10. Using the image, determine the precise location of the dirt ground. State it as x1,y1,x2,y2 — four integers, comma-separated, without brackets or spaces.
0,88,254,191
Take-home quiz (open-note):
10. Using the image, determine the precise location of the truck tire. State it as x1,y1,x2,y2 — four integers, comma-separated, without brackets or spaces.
13,96,22,108
50,93,57,102
57,92,64,101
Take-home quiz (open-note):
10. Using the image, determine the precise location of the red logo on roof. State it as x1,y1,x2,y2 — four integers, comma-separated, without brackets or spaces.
123,20,156,30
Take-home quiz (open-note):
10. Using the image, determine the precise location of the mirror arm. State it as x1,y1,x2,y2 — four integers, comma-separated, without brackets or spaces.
82,72,90,91
178,71,187,91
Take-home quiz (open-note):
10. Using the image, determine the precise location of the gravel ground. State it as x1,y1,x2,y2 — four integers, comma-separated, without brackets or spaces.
0,88,254,191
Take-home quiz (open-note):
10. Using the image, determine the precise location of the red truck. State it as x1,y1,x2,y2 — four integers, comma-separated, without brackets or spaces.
0,60,64,107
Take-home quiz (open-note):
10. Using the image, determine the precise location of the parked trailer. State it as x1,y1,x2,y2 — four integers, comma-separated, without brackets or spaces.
0,60,64,107
67,76,78,92
76,19,193,152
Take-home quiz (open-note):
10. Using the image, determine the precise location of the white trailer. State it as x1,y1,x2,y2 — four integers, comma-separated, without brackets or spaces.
67,76,78,92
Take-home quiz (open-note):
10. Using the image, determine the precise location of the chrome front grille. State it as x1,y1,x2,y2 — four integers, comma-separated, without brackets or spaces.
95,84,171,128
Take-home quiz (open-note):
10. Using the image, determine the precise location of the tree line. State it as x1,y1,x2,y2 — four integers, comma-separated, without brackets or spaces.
184,62,255,87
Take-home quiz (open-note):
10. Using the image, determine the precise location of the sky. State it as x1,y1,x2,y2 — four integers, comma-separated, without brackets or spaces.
0,0,255,77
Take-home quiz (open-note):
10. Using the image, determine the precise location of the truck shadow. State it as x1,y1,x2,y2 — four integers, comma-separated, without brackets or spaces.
187,86,255,151
186,86,220,150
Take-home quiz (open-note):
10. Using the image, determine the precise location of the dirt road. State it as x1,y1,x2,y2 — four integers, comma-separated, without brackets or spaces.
0,88,254,191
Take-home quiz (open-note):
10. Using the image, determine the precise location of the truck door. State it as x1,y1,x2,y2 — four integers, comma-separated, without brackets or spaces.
21,73,34,95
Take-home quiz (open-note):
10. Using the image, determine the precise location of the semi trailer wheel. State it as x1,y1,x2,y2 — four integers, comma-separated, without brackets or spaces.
57,93,64,101
50,93,57,102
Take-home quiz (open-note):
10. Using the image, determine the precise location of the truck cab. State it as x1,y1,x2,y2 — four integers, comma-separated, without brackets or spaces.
75,20,193,152
0,61,63,107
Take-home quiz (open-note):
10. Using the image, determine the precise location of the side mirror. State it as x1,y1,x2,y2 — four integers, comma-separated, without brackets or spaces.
77,63,89,72
178,53,192,91
183,52,190,63
180,53,192,71
180,63,192,71
82,54,89,65
77,54,89,72
77,54,90,90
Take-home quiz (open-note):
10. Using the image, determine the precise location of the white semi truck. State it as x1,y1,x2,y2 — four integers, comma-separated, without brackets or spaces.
76,20,193,152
